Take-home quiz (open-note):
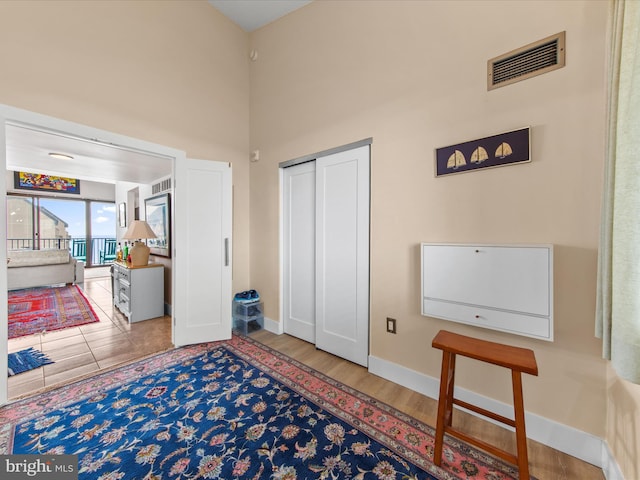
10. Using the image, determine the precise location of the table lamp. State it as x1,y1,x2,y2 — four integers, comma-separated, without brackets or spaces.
122,220,157,266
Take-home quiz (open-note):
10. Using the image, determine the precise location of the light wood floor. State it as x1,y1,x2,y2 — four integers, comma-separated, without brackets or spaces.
8,267,173,399
7,278,603,479
250,329,605,480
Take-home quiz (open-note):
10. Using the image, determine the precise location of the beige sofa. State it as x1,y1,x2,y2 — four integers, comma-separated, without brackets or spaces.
7,249,83,290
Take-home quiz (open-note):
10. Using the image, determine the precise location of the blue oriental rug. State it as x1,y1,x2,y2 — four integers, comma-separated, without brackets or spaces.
0,336,520,480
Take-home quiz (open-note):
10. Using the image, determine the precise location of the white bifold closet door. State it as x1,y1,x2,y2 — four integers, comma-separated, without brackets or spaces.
283,145,370,367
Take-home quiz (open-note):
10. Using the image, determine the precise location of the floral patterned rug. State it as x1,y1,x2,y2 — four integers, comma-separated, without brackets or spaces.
0,336,521,479
8,285,99,339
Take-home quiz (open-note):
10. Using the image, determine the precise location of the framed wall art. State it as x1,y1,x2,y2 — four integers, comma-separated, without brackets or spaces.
435,127,531,177
144,193,171,258
14,171,80,194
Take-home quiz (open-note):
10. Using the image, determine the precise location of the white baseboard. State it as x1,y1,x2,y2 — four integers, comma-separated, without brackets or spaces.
601,441,625,480
263,316,282,334
368,354,606,470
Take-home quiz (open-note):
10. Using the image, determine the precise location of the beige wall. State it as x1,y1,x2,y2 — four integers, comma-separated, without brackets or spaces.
2,0,639,476
249,0,611,441
0,0,251,293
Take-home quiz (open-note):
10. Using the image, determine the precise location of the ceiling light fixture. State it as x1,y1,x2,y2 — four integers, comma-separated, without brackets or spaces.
48,152,74,160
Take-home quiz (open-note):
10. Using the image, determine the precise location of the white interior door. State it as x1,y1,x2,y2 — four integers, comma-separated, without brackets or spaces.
315,145,370,366
173,157,232,346
283,162,316,342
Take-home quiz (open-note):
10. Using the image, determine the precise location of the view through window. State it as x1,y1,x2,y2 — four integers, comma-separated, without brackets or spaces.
7,195,116,267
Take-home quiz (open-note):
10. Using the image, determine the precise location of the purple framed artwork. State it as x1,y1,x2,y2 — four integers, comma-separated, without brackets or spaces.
435,127,531,177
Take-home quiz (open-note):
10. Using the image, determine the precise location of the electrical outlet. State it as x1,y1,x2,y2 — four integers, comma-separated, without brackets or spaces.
386,317,397,334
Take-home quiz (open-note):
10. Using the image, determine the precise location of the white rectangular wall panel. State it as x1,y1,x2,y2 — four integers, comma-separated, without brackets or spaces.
421,243,553,341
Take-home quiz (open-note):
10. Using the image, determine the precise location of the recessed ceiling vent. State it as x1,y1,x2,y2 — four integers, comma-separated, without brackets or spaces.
488,31,565,90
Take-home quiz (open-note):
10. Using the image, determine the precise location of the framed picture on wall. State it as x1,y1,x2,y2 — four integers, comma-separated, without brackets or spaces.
434,127,531,177
144,193,171,258
14,171,80,194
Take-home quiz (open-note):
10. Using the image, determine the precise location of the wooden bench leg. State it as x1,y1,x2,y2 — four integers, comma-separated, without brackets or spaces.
433,351,455,466
445,353,456,427
512,370,530,480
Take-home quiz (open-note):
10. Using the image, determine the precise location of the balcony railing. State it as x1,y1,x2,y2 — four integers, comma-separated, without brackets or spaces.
7,238,71,251
7,237,117,266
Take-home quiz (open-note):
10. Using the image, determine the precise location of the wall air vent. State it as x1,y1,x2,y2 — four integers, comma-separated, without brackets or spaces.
488,31,565,90
152,177,172,194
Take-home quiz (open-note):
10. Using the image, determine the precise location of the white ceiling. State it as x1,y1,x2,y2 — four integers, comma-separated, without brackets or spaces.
208,0,312,32
6,123,172,185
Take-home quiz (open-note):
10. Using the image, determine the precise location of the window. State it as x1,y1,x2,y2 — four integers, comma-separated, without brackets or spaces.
7,194,116,266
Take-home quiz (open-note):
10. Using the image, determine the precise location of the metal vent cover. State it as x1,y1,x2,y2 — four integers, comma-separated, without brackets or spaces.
488,31,565,90
152,177,172,194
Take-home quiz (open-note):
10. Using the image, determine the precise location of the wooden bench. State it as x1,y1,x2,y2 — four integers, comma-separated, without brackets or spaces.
431,330,538,479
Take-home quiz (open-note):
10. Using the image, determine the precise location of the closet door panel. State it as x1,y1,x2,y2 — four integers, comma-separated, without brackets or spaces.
283,162,316,342
315,145,370,367
318,159,358,339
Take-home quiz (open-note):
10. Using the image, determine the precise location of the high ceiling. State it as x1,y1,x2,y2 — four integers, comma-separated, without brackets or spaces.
208,0,312,32
6,1,313,187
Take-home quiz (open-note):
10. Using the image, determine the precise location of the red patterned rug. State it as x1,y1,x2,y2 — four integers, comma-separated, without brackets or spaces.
0,335,522,479
8,285,99,339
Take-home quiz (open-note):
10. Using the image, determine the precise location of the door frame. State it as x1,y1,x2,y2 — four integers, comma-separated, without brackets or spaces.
0,104,183,405
278,137,372,348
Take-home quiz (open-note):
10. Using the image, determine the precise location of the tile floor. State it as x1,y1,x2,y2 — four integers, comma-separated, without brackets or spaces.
8,267,173,400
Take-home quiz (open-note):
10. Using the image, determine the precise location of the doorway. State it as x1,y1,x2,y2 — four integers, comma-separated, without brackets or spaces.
1,105,233,405
281,141,371,367
0,105,177,404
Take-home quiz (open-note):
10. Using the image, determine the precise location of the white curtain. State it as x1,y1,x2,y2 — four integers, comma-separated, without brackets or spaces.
596,0,640,384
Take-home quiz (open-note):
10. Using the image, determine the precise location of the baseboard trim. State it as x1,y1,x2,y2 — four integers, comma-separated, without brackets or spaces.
368,354,605,469
263,316,282,335
601,441,625,480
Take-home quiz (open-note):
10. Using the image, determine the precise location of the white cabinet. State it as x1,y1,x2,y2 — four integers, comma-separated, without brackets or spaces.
421,243,553,341
113,262,164,323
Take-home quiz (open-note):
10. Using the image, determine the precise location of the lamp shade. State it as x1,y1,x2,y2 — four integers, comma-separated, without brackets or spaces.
122,220,157,266
122,220,157,240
